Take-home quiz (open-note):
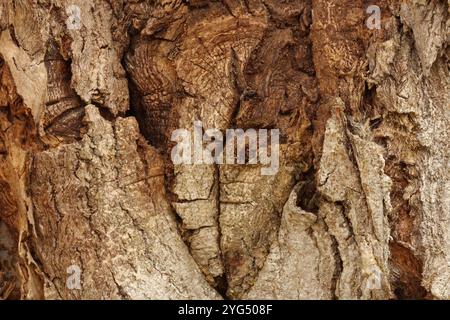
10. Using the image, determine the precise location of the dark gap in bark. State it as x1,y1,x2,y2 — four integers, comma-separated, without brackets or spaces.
93,103,116,122
214,274,229,299
362,53,430,298
295,168,320,214
390,242,428,299
327,225,343,300
385,156,427,300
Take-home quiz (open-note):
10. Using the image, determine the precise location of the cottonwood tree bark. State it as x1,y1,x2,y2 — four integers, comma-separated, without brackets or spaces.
0,0,448,300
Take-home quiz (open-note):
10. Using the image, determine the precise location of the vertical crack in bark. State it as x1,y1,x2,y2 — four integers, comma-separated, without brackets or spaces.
214,162,229,299
328,233,343,300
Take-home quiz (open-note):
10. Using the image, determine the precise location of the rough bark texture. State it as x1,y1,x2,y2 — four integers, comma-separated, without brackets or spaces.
0,0,448,300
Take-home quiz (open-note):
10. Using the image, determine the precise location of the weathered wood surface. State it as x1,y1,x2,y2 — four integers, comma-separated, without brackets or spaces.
0,0,448,300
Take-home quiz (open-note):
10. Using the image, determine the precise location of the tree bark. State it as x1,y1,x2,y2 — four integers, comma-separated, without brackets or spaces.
0,0,448,300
